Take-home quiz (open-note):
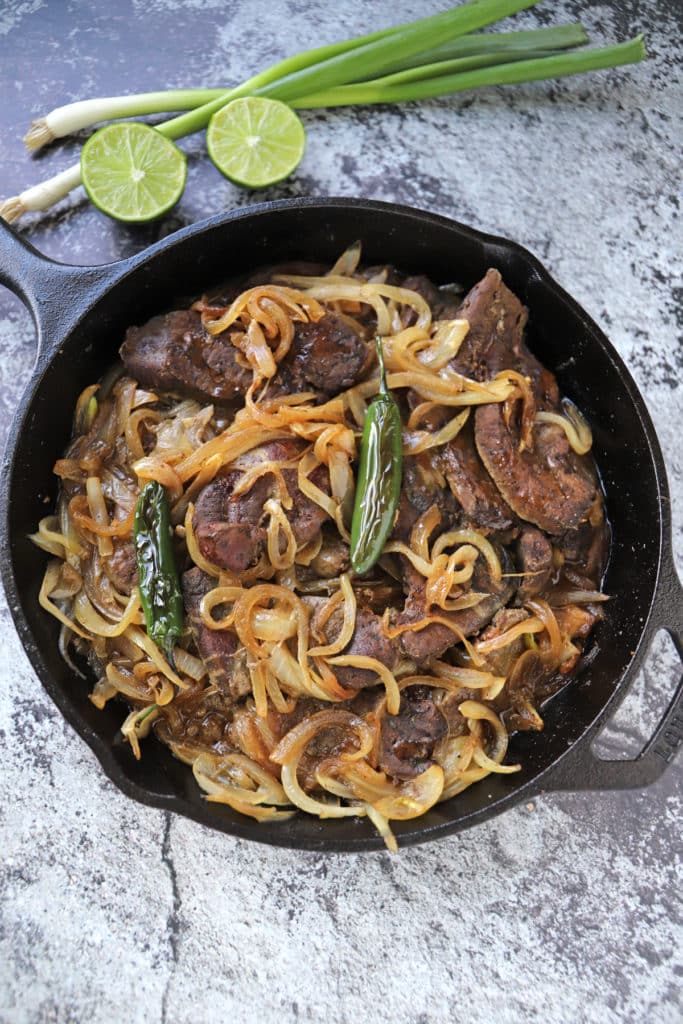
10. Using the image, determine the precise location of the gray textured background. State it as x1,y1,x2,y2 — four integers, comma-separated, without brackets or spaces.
0,2,681,1022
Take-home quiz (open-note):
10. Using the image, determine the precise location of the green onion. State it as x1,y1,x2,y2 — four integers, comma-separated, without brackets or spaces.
6,0,536,219
292,36,647,108
385,22,589,72
156,0,539,141
25,2,503,153
22,14,408,153
23,24,589,153
23,89,227,152
318,47,567,94
1,3,647,224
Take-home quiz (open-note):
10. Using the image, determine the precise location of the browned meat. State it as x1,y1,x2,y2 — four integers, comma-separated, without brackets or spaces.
378,687,448,779
478,607,529,678
262,696,359,792
475,407,597,536
120,309,368,405
275,313,369,396
193,471,266,573
389,454,485,663
352,577,405,615
515,527,553,603
120,310,253,404
558,505,610,588
193,439,329,573
182,567,251,701
308,530,350,579
436,693,470,736
554,604,598,644
449,268,596,534
451,268,532,382
156,685,235,750
321,606,399,691
104,539,138,595
435,419,516,534
504,650,547,732
391,456,458,544
400,274,462,326
396,549,517,664
287,465,332,545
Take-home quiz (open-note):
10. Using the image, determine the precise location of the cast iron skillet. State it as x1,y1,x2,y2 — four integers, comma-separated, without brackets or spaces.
1,198,681,852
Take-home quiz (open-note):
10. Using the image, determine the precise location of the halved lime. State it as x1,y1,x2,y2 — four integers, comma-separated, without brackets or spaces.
207,97,306,189
81,122,187,223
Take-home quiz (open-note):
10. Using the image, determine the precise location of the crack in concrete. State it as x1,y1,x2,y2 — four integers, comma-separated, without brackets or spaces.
160,812,181,1024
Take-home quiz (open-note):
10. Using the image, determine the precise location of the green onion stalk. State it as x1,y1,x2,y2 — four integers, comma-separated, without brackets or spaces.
22,22,590,154
0,0,646,224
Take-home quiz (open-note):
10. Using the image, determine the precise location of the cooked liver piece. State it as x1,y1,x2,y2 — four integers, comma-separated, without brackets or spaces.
399,274,462,326
275,314,369,395
308,530,351,578
120,309,252,403
396,550,517,664
182,567,251,701
322,606,399,691
435,419,516,534
104,539,138,595
475,406,597,535
379,688,448,779
120,308,368,404
515,526,554,603
192,439,329,573
451,268,596,535
391,456,458,544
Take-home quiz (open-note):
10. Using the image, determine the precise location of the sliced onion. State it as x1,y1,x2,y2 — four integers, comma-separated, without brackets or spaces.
459,700,519,773
73,589,142,637
328,654,400,715
536,399,592,455
432,528,501,581
308,575,356,658
86,476,113,556
120,704,159,761
38,561,91,640
264,498,297,570
124,625,185,688
403,408,470,455
280,762,364,819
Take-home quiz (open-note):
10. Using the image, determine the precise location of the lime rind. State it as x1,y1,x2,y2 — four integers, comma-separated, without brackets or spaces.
81,122,187,223
207,96,306,189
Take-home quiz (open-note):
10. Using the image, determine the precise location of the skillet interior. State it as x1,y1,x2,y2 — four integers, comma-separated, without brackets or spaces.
3,201,665,849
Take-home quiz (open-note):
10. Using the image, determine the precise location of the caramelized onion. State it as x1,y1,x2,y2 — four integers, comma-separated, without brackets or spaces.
535,400,592,455
308,575,356,658
33,243,608,850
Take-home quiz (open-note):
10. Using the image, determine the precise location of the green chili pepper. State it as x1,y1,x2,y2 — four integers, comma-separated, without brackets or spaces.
134,480,183,667
350,336,403,576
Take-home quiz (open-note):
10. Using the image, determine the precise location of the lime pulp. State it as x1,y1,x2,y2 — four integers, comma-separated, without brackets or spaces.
80,122,187,223
207,96,306,189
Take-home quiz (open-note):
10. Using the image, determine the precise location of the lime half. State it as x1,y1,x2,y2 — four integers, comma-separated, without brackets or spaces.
81,122,187,223
207,97,306,189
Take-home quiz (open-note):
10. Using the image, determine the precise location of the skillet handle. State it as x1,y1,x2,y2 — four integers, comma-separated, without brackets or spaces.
546,549,683,792
0,219,123,356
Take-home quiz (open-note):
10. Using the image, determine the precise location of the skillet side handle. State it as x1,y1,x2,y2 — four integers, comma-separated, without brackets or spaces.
0,219,122,356
546,553,683,792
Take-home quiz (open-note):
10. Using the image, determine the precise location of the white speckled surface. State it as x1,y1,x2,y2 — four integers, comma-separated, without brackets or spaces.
0,2,681,1022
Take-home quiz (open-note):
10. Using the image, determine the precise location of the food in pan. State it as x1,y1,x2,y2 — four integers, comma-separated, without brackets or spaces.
31,244,609,849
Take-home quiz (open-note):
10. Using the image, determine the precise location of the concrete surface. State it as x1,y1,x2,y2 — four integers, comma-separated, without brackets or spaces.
0,2,681,1022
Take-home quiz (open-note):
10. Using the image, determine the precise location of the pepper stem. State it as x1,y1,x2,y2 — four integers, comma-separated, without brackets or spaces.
375,335,389,396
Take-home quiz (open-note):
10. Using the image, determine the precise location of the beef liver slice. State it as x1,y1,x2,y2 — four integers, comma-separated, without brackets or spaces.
120,309,252,403
451,269,596,534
